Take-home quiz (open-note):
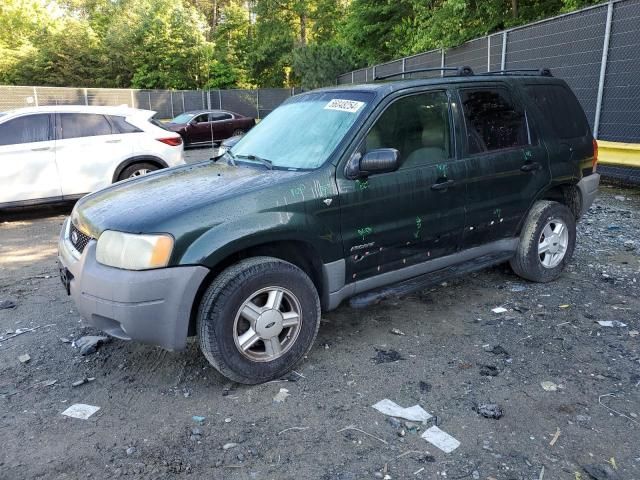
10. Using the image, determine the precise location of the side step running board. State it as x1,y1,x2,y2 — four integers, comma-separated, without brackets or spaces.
349,252,514,309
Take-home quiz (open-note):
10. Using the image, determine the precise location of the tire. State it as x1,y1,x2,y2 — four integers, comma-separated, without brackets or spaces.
197,257,321,384
232,129,246,137
118,162,160,181
510,200,576,282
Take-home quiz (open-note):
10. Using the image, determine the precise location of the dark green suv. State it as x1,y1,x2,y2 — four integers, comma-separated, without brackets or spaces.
59,69,600,384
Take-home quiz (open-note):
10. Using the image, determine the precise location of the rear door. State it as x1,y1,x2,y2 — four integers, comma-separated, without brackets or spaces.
456,83,550,247
337,89,467,281
210,112,234,140
55,112,132,196
0,113,61,204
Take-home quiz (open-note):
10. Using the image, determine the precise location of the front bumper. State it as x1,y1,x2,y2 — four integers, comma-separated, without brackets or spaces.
58,219,208,351
577,173,601,216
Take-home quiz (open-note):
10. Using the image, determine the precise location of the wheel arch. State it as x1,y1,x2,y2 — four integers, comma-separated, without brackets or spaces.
187,239,326,336
112,155,169,183
517,182,582,235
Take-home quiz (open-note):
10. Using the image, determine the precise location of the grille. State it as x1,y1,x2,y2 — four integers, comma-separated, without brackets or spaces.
70,223,92,254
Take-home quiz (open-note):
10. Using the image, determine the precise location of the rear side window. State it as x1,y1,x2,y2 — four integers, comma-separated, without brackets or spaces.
460,88,529,154
524,84,589,139
60,113,112,139
109,116,142,134
0,114,50,145
210,112,232,121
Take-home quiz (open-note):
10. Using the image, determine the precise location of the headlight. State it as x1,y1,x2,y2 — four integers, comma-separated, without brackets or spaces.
96,231,174,270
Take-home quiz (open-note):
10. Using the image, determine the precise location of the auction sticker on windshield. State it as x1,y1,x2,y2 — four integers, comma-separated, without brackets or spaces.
324,99,365,113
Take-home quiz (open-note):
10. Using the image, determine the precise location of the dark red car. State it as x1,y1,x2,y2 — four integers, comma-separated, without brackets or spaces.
165,110,255,147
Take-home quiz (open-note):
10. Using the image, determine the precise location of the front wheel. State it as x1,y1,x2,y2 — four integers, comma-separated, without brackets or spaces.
232,129,246,137
510,200,576,282
197,257,321,384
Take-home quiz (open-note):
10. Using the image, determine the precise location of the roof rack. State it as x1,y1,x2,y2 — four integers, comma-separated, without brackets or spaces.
374,66,474,81
480,68,552,77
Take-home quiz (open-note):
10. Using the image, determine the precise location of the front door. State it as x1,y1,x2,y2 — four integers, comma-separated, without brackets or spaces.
0,113,61,204
456,84,550,247
189,113,212,143
337,89,467,282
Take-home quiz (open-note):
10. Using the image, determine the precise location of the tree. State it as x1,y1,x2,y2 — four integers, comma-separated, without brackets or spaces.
292,42,359,89
245,0,297,87
209,0,252,87
339,0,415,65
102,0,211,89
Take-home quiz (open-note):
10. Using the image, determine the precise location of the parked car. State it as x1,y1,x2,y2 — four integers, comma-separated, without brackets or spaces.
165,110,255,147
0,105,185,209
59,68,600,384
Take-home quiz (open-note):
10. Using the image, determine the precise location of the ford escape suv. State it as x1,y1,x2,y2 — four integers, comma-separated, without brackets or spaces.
59,68,600,384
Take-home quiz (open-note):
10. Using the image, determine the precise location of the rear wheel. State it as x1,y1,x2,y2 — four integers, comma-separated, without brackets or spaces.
197,257,321,384
232,129,246,137
510,200,576,282
118,162,159,181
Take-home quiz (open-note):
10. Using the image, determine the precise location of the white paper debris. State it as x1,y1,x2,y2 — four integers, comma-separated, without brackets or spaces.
597,320,627,328
61,403,100,420
372,399,432,423
491,307,508,314
421,426,460,453
273,388,290,403
324,99,365,113
541,381,558,392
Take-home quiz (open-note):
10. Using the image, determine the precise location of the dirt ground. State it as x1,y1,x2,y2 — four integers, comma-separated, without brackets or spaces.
1,177,639,480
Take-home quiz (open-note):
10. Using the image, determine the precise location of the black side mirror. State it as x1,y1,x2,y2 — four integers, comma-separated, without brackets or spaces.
359,148,400,176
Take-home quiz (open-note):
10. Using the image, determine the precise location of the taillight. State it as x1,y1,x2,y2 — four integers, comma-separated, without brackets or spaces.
592,138,598,172
157,136,182,146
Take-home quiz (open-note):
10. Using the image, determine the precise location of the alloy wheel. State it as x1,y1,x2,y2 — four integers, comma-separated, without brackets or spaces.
538,218,569,268
232,286,302,362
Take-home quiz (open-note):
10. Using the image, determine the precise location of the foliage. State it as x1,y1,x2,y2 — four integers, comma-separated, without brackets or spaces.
292,42,360,89
0,0,606,89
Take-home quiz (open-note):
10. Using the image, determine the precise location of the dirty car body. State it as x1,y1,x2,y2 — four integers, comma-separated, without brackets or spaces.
59,71,600,383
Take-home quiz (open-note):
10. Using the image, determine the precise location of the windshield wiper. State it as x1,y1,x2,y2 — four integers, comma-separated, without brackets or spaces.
235,153,273,170
218,149,236,166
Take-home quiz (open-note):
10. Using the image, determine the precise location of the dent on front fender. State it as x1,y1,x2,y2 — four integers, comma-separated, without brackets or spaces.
176,211,340,268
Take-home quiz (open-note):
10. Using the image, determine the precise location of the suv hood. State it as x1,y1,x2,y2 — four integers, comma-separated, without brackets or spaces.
73,161,304,238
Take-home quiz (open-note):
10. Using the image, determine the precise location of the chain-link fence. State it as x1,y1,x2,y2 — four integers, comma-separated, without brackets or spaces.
0,86,301,119
336,0,640,145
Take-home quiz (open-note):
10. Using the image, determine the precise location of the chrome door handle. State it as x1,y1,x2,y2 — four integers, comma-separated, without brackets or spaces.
31,146,50,151
105,139,122,143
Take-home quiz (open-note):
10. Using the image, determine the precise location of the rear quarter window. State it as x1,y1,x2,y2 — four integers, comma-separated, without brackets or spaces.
150,116,173,132
109,115,142,134
524,84,590,139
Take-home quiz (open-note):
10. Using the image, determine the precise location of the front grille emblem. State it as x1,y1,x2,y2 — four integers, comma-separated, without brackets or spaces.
71,230,79,244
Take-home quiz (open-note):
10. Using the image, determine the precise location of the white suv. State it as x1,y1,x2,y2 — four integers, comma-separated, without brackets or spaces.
0,105,185,208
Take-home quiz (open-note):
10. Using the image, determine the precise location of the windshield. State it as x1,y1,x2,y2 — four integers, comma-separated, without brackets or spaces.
170,113,196,124
229,91,373,170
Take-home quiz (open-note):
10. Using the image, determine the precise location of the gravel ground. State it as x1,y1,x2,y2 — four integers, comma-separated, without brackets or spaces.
1,185,639,480
184,146,217,164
